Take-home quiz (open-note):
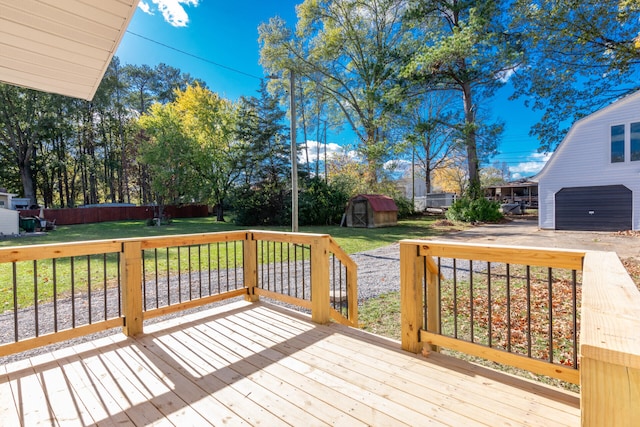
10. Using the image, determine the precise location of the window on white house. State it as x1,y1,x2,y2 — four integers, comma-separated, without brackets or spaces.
611,124,625,163
631,122,640,161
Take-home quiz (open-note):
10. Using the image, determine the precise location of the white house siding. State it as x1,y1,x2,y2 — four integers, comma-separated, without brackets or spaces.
537,92,640,231
0,208,18,235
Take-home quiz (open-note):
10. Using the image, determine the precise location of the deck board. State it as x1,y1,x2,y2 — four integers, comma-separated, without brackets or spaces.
0,300,581,426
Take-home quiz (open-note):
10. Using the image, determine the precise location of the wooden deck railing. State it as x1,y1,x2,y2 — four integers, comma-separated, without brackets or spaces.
400,239,640,426
0,231,358,357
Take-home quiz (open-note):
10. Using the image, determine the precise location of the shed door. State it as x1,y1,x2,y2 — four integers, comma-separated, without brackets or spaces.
555,185,632,231
352,200,368,227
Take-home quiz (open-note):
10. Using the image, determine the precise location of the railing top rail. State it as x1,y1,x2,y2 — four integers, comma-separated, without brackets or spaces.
250,230,330,245
0,240,123,263
400,239,585,270
328,237,356,270
136,230,248,250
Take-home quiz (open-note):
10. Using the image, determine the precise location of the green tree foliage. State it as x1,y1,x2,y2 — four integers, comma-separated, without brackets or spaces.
402,0,520,197
138,102,198,218
0,57,205,208
510,0,640,151
173,85,240,221
259,0,409,185
298,177,349,225
231,81,292,226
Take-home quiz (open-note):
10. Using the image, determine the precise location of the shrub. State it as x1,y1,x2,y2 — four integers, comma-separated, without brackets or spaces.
231,183,289,226
446,196,502,223
298,177,349,225
393,195,416,219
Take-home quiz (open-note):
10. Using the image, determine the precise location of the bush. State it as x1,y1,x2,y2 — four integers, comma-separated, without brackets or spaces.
446,196,503,223
298,177,349,225
231,183,289,226
393,195,415,219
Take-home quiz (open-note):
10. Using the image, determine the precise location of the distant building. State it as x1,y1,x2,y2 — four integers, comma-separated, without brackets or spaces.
484,180,539,208
0,189,17,210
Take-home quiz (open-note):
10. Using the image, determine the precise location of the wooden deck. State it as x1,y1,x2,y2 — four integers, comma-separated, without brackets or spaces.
0,300,580,426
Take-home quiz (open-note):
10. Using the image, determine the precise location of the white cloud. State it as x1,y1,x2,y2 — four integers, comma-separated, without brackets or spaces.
138,1,152,14
140,0,199,27
509,152,551,180
300,141,349,163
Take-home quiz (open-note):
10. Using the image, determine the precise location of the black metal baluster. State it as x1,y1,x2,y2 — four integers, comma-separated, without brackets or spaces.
208,243,212,295
87,255,92,324
506,264,511,352
166,248,170,306
154,249,159,308
470,260,474,343
103,254,108,320
487,262,492,347
226,241,230,292
526,265,532,358
453,258,458,338
117,253,121,317
188,246,193,301
234,241,238,289
198,245,202,298
53,259,58,332
548,267,553,363
178,247,182,303
280,242,284,295
217,242,222,294
34,260,39,337
438,257,442,334
12,263,18,342
71,257,75,328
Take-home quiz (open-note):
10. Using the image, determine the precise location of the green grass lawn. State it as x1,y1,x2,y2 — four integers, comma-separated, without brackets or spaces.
0,215,454,254
0,214,459,311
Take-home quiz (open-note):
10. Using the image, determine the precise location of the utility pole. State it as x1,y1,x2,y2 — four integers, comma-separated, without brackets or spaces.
289,70,298,232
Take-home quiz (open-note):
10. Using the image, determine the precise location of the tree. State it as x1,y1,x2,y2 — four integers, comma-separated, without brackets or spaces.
138,101,198,219
402,91,460,194
510,0,640,151
402,0,520,197
432,154,468,194
0,84,51,205
174,85,240,221
259,0,409,185
232,81,292,225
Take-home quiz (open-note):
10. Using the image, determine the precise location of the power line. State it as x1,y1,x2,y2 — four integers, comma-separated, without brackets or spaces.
125,30,263,81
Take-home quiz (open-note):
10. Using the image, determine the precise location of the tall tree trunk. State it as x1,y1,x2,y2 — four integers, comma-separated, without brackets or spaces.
462,81,480,198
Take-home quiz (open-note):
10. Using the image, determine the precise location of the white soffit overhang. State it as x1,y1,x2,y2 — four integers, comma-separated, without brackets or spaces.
0,0,139,100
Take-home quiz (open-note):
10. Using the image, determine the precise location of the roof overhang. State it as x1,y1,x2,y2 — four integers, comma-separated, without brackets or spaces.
0,0,139,100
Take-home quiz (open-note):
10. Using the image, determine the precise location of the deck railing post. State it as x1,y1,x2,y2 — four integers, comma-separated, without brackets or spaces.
243,232,259,302
581,251,640,426
400,241,425,353
121,240,143,336
311,235,330,324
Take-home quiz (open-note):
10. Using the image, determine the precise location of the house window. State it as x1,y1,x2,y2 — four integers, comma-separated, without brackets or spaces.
611,124,625,163
631,122,640,161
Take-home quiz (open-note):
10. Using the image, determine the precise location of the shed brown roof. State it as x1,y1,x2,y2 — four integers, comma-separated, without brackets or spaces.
351,194,398,212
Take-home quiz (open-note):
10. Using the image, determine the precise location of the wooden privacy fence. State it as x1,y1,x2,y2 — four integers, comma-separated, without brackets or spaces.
399,239,640,427
18,204,208,226
0,231,358,356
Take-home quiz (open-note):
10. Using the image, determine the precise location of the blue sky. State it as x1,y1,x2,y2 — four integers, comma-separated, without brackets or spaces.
116,0,550,179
